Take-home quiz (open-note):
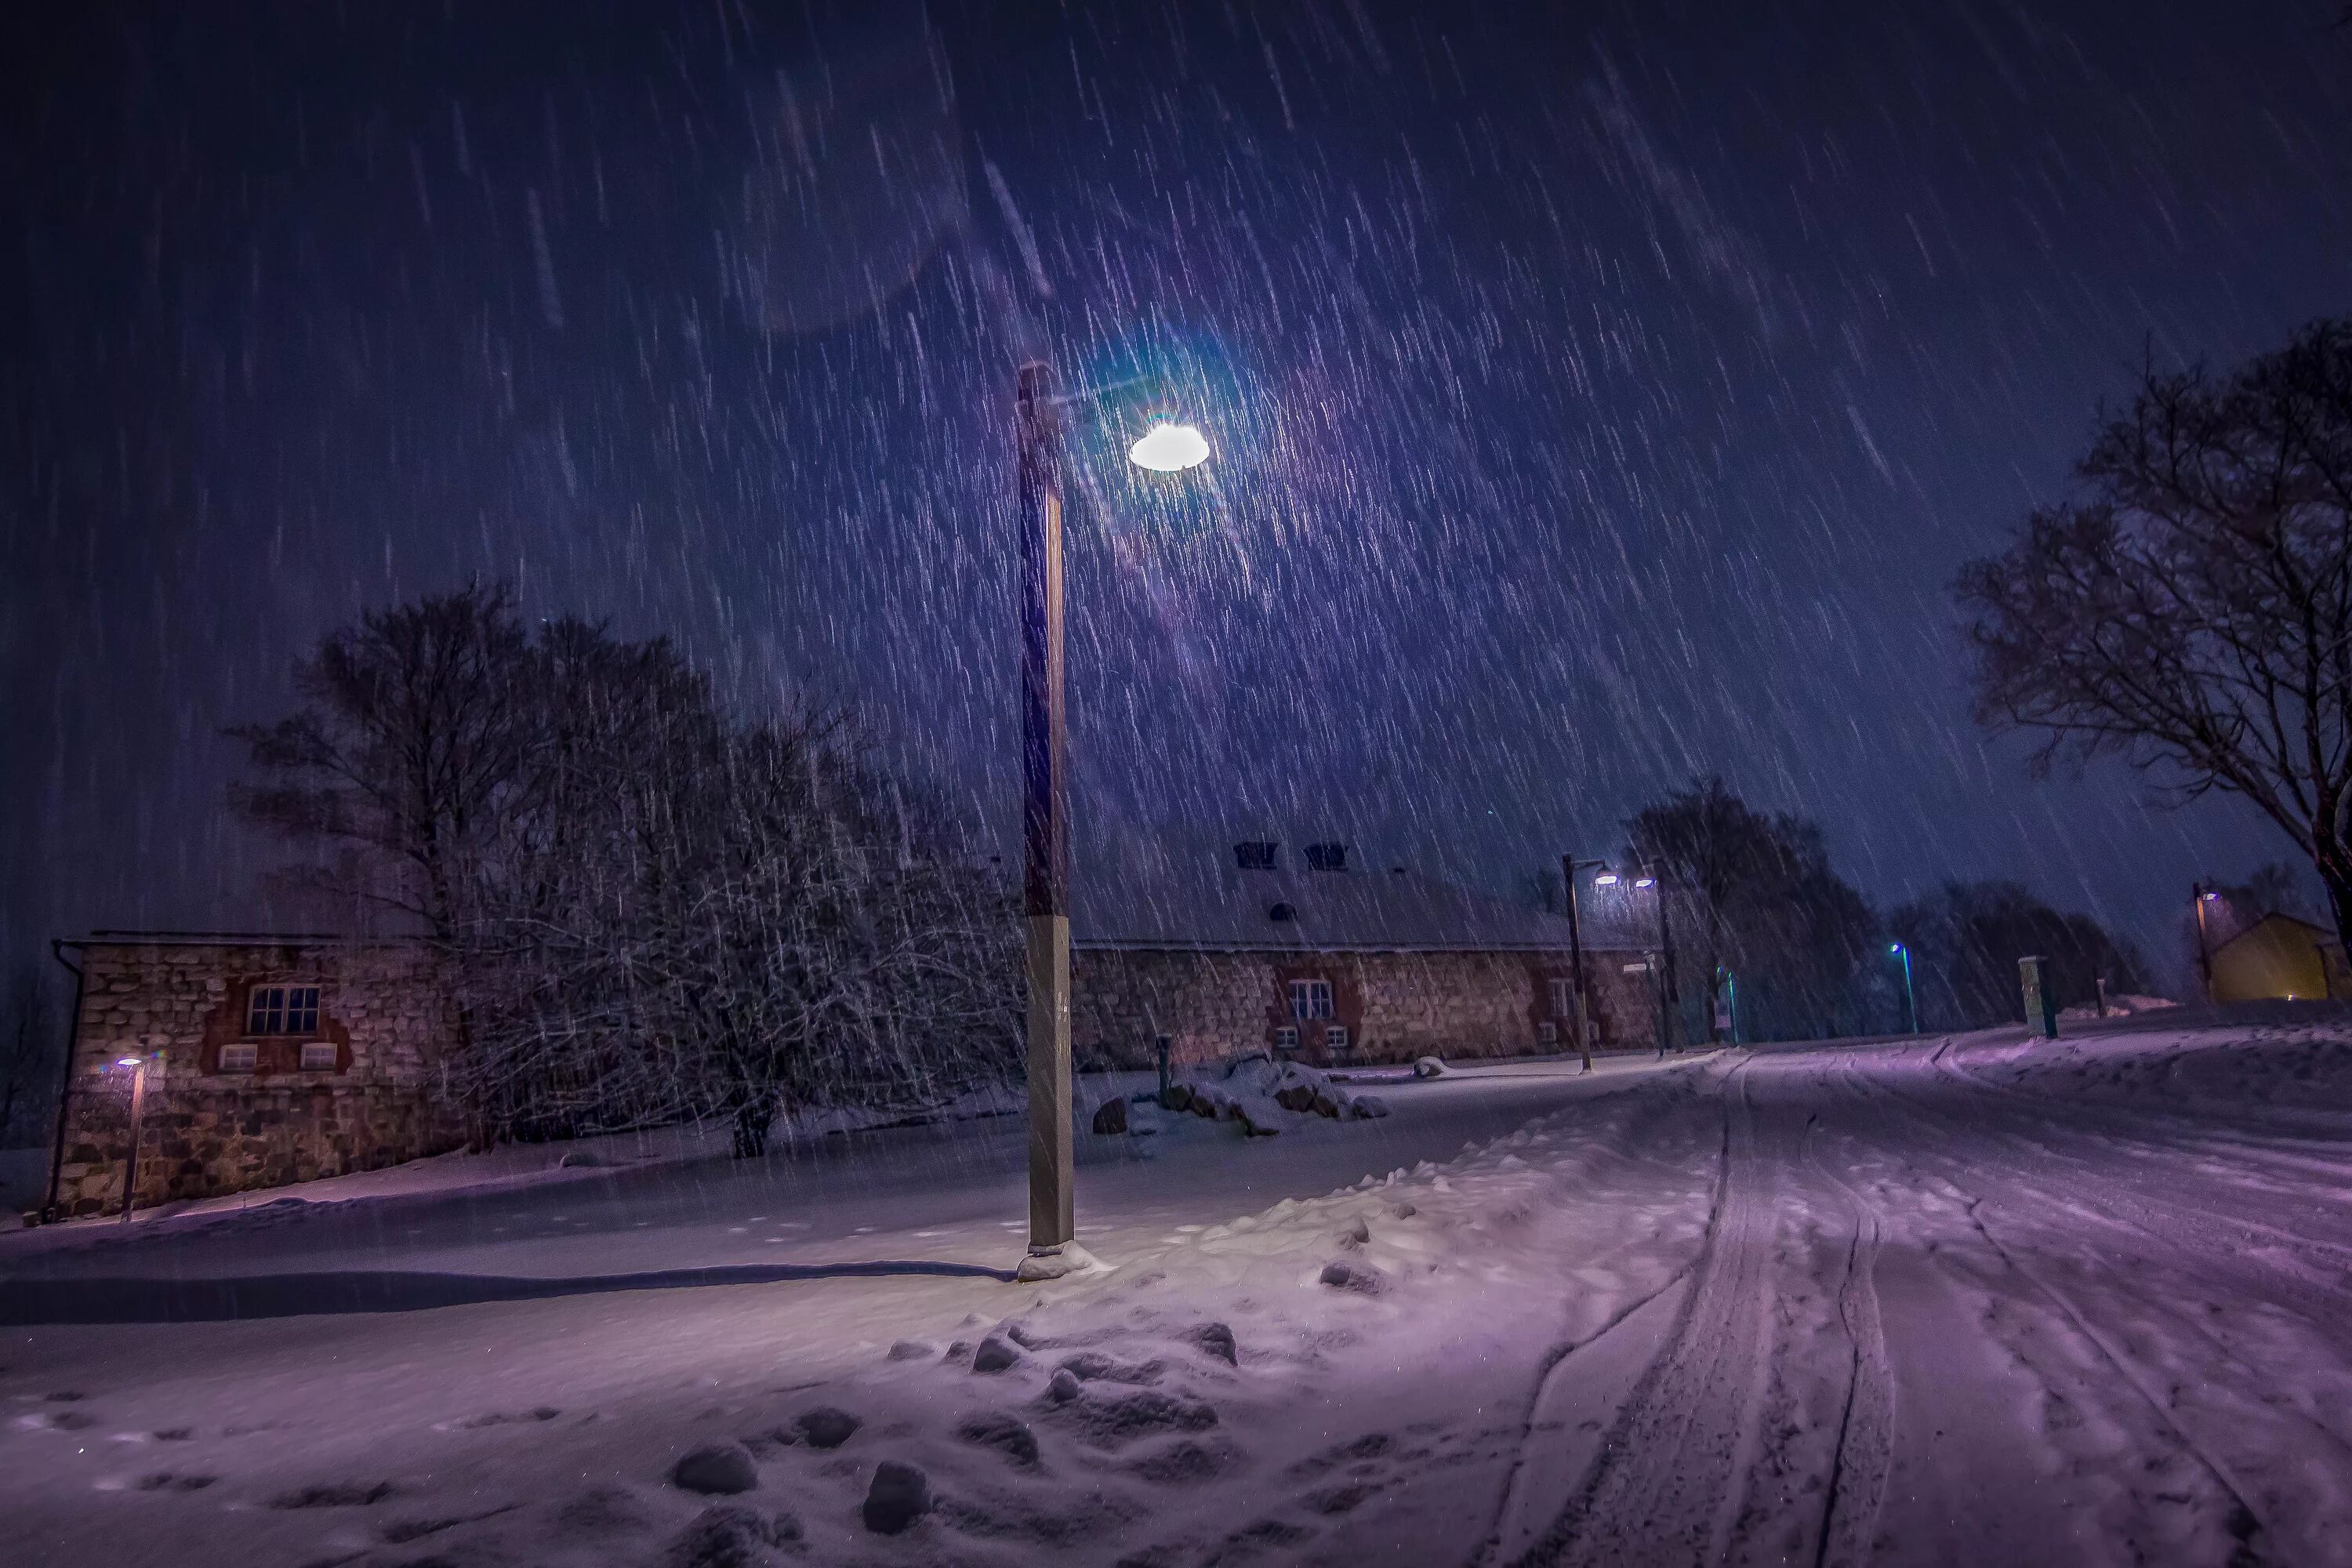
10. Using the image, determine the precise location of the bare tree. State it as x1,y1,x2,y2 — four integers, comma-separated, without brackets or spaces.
231,587,1020,1152
227,583,537,941
1959,320,2352,942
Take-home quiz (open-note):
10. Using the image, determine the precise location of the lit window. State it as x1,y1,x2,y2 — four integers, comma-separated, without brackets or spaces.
299,1041,338,1072
217,1043,258,1073
1288,979,1334,1021
1273,1025,1299,1051
1324,1025,1349,1052
247,985,321,1036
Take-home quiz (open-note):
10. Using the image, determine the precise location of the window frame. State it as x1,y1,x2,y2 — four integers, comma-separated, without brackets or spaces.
1288,978,1334,1022
298,1040,339,1073
1273,1025,1300,1051
216,1042,259,1073
1323,1024,1349,1053
246,983,322,1037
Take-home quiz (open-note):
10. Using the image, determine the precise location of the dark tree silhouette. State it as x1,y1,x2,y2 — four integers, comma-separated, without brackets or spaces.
1888,882,2146,1030
1958,319,2352,943
1626,778,1876,1044
230,586,1019,1149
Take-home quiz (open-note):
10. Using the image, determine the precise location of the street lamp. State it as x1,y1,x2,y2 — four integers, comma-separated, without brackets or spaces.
1127,423,1209,473
2192,883,2219,1003
1888,942,1918,1035
1628,859,1679,1058
1559,855,1608,1073
114,1051,156,1224
1014,361,1208,1283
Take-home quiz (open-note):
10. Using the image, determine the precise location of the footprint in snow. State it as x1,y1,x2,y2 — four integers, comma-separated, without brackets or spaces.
269,1481,396,1508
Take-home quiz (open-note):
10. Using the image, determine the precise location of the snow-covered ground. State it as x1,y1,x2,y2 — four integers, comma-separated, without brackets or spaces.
4,1018,2351,1566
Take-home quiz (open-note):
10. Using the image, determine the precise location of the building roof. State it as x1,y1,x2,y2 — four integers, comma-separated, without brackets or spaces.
2213,911,2341,953
1070,840,1648,954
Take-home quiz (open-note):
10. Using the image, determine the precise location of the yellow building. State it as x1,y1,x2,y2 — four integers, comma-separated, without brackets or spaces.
2210,913,2349,1003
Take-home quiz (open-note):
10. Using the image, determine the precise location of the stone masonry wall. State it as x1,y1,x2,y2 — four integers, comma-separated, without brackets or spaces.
1073,946,1660,1070
48,941,468,1218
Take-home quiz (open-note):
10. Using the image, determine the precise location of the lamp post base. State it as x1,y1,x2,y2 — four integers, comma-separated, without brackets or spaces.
1014,1241,1109,1283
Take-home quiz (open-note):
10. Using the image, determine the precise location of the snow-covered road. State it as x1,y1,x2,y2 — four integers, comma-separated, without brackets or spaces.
5,1018,2350,1567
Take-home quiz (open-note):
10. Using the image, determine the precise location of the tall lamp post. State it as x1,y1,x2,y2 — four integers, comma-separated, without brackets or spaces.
1629,864,1679,1057
1014,361,1207,1283
2192,883,2220,1003
1888,942,1918,1035
1560,855,1607,1073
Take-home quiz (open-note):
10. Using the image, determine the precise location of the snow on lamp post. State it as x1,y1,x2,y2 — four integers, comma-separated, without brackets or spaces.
1015,362,1207,1284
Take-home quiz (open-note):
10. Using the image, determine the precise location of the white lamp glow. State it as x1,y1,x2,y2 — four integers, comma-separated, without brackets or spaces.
1593,871,1619,886
1127,422,1209,472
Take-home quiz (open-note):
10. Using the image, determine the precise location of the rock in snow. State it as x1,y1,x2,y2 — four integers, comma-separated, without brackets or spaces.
1187,1321,1239,1364
670,1442,760,1496
1045,1367,1083,1403
972,1334,1024,1374
1319,1258,1387,1294
861,1461,932,1534
1352,1094,1392,1119
1412,1056,1447,1078
666,1504,800,1568
793,1406,860,1450
956,1412,1041,1467
1090,1097,1129,1135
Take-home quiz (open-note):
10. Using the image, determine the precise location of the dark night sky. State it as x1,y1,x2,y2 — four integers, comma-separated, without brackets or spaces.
4,1,2349,982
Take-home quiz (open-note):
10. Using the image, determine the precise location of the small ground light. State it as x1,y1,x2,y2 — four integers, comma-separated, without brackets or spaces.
1127,423,1210,472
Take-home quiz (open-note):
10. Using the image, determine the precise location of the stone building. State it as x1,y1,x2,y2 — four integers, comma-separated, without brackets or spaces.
41,845,1665,1212
43,934,466,1218
1071,839,1658,1070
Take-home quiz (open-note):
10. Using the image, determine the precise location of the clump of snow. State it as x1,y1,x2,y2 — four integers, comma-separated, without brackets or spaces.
1413,1055,1448,1077
2059,993,2180,1021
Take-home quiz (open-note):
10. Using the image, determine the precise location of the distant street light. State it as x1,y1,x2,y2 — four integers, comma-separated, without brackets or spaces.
2191,882,2218,1002
114,1051,155,1225
1630,859,1679,1058
1016,361,1209,1283
1559,855,1607,1073
1888,942,1918,1034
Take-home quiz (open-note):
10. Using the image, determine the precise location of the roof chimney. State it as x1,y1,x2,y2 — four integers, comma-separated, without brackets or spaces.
1304,842,1348,872
1233,840,1279,871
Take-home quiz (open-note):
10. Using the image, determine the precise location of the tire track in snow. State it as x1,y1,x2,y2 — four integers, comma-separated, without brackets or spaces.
1504,1055,1864,1568
1802,1057,1894,1568
1859,1045,2290,1563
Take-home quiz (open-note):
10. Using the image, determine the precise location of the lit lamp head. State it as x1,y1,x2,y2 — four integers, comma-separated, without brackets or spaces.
2199,891,2220,902
1592,871,1619,887
1889,942,1904,955
115,1055,142,1069
1127,422,1209,473
1632,877,1657,889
